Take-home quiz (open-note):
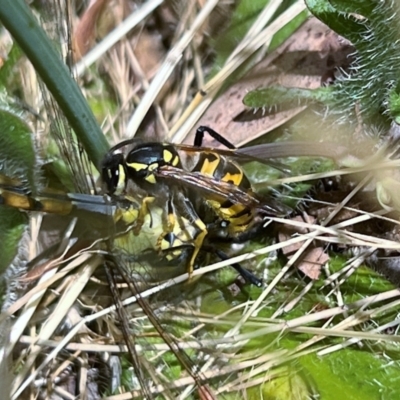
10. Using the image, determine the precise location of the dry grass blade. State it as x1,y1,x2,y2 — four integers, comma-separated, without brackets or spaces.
126,0,220,137
11,256,102,399
73,0,164,76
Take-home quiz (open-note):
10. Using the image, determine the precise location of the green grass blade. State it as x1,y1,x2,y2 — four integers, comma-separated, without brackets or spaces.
0,0,109,169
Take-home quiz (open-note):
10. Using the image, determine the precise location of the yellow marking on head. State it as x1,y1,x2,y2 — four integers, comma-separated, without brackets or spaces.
127,162,148,171
148,163,158,171
172,155,180,166
118,165,126,179
163,149,173,163
112,164,126,195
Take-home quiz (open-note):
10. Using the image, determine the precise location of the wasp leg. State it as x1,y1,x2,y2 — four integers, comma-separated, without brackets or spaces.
206,217,266,243
132,196,155,235
172,191,208,278
177,197,207,277
160,244,194,266
202,246,263,287
194,126,236,149
156,195,207,278
157,198,186,255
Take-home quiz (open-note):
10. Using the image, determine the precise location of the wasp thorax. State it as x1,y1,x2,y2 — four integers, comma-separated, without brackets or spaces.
125,143,181,185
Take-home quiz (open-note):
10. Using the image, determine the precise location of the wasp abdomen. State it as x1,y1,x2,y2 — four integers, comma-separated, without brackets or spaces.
193,152,250,189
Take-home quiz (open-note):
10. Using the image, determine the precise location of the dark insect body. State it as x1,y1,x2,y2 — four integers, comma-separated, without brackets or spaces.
101,125,290,285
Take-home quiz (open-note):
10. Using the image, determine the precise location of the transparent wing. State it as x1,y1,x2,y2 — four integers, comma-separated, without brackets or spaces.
158,164,291,216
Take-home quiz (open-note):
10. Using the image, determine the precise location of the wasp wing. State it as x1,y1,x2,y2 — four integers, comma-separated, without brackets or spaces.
157,165,291,216
174,143,289,172
236,141,350,161
176,141,351,171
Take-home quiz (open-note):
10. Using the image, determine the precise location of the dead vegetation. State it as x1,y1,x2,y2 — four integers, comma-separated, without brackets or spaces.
2,0,400,399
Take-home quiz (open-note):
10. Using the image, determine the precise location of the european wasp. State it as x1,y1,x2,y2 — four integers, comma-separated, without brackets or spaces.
101,125,291,285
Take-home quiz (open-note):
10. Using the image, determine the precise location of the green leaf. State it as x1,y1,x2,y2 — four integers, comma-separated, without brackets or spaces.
269,8,308,51
243,86,334,108
388,89,400,122
211,1,306,76
0,208,27,276
305,0,365,43
0,44,22,87
247,366,313,400
301,349,400,400
212,0,271,70
0,106,33,276
329,0,376,18
0,107,37,188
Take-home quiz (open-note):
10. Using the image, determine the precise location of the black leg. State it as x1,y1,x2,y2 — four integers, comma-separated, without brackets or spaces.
213,248,263,287
194,126,236,149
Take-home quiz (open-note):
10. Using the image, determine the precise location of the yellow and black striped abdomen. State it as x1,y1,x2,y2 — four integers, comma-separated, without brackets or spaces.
192,152,254,231
194,152,249,188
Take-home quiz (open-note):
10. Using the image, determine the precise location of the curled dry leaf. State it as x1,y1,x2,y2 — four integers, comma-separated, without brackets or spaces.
297,247,329,280
279,215,316,255
194,17,354,147
133,30,167,82
72,0,127,61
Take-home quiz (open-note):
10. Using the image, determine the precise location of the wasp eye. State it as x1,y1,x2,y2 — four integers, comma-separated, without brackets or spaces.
101,153,125,194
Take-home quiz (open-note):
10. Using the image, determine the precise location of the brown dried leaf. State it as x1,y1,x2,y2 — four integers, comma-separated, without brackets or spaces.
297,247,329,280
193,17,354,147
72,0,127,61
278,215,328,279
134,30,166,81
279,215,316,255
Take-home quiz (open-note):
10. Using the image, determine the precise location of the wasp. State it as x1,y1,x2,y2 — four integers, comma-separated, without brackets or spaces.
0,126,280,287
0,169,260,286
101,125,291,285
